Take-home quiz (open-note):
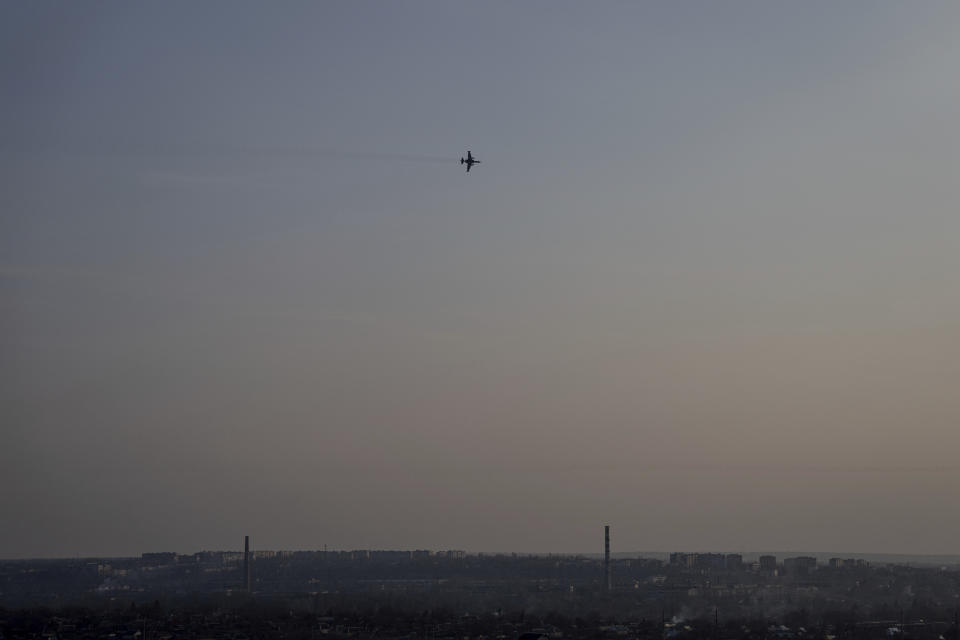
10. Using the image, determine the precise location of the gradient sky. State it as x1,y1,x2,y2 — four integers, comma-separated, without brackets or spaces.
3,2,960,559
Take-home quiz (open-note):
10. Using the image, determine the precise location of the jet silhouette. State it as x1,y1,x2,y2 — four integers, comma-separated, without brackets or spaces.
460,150,480,172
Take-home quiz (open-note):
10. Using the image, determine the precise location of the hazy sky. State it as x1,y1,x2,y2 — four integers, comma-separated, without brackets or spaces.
3,2,960,559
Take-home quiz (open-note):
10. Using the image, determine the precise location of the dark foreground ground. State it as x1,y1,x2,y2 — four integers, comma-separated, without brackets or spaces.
3,599,959,640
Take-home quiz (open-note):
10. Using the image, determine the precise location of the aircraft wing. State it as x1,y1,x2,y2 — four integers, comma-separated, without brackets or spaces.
466,151,473,161
465,163,471,172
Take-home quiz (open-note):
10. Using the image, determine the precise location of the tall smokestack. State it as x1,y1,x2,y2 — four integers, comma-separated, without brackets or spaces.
604,525,611,592
244,536,251,593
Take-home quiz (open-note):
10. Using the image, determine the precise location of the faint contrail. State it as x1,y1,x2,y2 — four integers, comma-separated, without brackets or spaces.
259,147,455,163
5,143,458,164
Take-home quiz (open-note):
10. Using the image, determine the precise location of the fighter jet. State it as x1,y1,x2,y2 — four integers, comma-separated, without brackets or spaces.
460,150,480,172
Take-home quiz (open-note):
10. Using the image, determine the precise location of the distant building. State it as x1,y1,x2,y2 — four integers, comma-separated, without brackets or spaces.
369,550,410,561
725,554,743,570
783,556,817,575
701,553,726,569
141,552,177,566
759,555,777,571
830,557,869,569
669,552,727,570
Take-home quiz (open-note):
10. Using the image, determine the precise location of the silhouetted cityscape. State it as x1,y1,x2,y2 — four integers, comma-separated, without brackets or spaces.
4,533,960,640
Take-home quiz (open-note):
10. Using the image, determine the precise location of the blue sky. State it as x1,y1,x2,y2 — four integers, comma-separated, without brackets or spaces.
3,2,960,557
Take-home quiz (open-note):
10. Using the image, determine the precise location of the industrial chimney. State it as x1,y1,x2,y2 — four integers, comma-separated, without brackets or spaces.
604,525,611,592
243,536,251,593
